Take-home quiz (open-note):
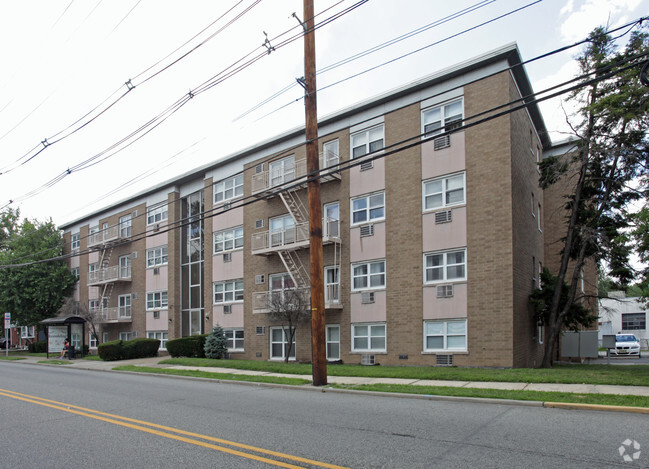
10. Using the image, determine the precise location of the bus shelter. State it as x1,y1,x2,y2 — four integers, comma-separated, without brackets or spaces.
41,315,86,359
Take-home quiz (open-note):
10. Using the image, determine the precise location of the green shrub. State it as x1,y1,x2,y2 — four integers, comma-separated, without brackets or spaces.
28,340,47,353
166,334,208,358
98,340,123,361
98,338,160,361
204,325,228,359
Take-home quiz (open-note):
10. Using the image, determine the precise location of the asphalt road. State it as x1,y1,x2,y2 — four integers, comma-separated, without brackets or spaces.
0,362,647,468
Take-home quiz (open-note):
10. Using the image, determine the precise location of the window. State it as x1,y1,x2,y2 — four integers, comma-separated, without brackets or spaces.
89,263,99,273
324,266,340,303
214,226,243,253
351,191,385,225
538,262,542,289
424,249,466,283
147,205,168,225
422,99,463,137
531,193,535,217
147,331,169,349
71,233,80,250
72,267,79,280
270,327,295,360
118,294,132,318
323,139,339,169
103,332,109,344
146,246,168,267
213,280,244,304
89,299,99,312
352,260,386,291
71,333,80,349
326,325,340,360
269,155,295,187
225,329,244,351
89,333,98,348
424,319,467,351
119,255,131,278
20,326,35,339
214,174,243,203
537,203,542,231
423,173,465,211
270,215,296,247
352,323,386,352
119,332,134,341
622,313,646,330
146,291,168,310
324,202,340,238
119,214,132,238
351,124,384,159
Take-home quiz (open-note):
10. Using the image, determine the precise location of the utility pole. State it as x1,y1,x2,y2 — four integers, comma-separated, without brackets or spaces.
303,0,327,386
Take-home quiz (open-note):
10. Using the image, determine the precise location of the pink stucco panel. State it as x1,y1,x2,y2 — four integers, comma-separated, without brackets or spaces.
212,303,244,328
350,290,387,323
422,206,467,252
146,309,169,330
145,265,168,290
212,249,244,282
212,206,243,232
349,157,386,198
422,283,468,320
350,222,386,263
421,132,466,180
145,222,168,248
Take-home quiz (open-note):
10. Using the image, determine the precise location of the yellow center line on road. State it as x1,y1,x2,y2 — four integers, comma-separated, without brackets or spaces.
0,388,349,469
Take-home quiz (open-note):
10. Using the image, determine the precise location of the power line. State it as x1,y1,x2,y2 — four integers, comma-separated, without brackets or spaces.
3,45,646,268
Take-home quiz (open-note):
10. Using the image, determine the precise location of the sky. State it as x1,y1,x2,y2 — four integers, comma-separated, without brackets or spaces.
0,0,646,226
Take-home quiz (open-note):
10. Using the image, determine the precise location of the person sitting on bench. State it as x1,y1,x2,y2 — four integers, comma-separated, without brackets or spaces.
58,339,70,359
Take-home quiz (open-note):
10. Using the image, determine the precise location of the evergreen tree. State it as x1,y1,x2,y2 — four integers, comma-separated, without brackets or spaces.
204,325,228,359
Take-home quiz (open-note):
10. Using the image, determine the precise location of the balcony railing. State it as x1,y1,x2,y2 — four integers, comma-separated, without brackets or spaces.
252,153,340,195
87,265,132,286
89,306,132,323
87,225,130,248
252,218,340,255
253,285,341,312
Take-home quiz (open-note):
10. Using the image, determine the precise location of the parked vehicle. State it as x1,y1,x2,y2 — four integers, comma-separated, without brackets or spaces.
612,334,641,358
0,337,7,349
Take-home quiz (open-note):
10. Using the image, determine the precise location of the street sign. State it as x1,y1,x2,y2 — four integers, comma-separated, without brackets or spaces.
3,313,9,329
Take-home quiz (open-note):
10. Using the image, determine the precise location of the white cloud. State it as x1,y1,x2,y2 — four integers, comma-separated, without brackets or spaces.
559,0,642,42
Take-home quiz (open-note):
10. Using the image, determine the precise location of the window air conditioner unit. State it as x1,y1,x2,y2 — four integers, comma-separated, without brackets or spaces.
434,135,450,151
255,219,265,229
361,354,376,366
360,160,373,171
435,210,452,224
132,251,138,259
436,354,453,366
223,252,232,262
436,285,454,298
361,291,375,304
153,267,160,275
223,202,231,211
153,223,160,232
132,210,138,217
255,274,265,285
223,304,232,314
132,293,138,300
132,331,138,338
359,224,374,237
255,326,266,335
153,311,160,319
255,163,265,174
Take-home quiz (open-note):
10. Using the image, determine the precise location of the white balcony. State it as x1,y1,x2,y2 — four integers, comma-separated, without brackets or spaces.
87,265,132,286
87,225,130,248
252,218,341,255
252,286,341,312
89,307,132,323
251,153,340,195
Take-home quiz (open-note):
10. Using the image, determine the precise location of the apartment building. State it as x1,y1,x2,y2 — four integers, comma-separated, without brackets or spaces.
62,43,565,368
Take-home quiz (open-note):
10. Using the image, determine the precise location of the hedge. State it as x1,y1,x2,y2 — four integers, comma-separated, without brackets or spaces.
98,338,160,361
28,340,47,353
166,334,208,358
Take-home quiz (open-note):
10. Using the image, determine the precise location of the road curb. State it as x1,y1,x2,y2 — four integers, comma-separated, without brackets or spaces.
543,401,649,414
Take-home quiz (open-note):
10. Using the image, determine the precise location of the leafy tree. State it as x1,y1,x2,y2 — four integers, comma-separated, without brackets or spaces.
537,27,649,367
0,213,77,328
58,297,102,346
204,325,228,359
267,287,310,362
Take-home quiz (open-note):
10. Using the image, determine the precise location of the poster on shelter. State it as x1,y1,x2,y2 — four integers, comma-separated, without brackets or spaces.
48,326,67,353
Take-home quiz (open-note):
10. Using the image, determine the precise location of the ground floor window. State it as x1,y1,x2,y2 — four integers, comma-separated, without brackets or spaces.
622,313,646,330
21,326,35,338
352,323,386,352
270,327,295,360
89,333,98,348
147,331,168,349
71,333,81,349
326,325,340,360
103,332,109,343
424,319,466,351
225,329,244,351
119,332,134,341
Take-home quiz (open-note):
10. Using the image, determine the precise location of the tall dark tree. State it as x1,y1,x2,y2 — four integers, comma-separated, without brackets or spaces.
537,26,649,367
0,213,77,328
267,287,310,363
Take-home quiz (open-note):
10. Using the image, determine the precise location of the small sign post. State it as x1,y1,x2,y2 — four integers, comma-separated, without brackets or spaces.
4,313,10,358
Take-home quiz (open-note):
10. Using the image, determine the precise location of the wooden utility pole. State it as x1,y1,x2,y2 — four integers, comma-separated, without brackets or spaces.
303,0,327,386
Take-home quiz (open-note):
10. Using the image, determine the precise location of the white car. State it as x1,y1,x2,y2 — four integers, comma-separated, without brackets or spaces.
612,334,642,358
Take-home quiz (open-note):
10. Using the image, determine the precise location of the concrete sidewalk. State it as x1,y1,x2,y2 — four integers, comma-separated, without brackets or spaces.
8,354,649,398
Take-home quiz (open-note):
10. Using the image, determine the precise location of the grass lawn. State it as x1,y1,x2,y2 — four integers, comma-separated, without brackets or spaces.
159,358,649,386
